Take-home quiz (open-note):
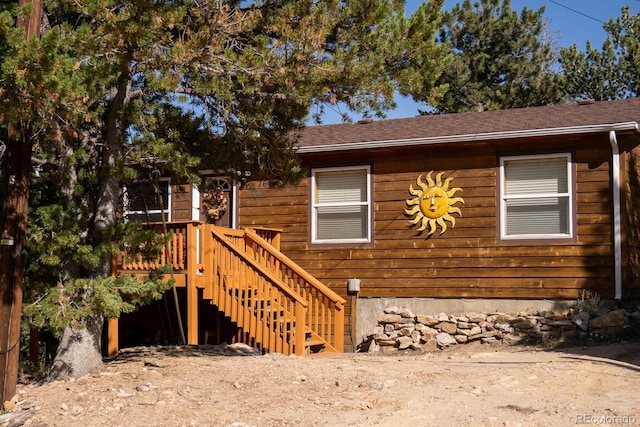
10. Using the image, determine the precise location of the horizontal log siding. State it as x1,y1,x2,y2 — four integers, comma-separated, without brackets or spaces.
623,140,640,298
172,185,193,221
238,135,618,301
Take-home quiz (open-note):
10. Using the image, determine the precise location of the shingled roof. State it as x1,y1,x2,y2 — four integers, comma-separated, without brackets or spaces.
296,98,640,153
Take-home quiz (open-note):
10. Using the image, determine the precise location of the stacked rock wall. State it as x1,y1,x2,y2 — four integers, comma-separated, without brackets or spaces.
360,306,640,353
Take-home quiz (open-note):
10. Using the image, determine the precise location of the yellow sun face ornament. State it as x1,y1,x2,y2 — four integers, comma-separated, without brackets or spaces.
405,172,464,236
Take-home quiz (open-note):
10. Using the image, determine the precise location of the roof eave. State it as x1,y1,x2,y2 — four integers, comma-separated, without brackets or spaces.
295,122,640,154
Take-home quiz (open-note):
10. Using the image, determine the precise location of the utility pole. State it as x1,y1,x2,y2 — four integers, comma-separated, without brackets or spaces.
0,0,42,406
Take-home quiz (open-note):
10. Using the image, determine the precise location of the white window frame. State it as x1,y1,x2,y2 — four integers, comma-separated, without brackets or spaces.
311,165,372,244
123,178,172,222
499,153,573,240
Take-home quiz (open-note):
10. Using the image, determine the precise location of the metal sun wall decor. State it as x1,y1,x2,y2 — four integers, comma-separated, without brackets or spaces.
404,171,464,236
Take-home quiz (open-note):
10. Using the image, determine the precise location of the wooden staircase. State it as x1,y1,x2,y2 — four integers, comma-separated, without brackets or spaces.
113,221,346,356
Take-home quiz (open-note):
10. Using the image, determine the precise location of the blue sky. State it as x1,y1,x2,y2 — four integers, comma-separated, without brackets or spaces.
316,0,640,125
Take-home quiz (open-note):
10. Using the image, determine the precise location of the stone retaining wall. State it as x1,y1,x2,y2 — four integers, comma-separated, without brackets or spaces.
360,305,640,353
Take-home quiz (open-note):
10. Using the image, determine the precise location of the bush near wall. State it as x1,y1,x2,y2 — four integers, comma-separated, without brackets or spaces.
359,305,640,353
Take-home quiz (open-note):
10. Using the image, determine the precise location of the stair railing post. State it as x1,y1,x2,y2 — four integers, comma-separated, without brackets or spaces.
334,303,345,352
201,224,215,300
294,303,306,356
186,222,199,345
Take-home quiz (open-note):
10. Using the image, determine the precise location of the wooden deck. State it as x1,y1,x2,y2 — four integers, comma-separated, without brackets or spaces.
111,221,345,356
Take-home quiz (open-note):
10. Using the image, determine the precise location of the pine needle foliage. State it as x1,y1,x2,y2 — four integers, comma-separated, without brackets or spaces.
23,274,173,336
560,6,640,100
420,0,564,114
0,1,450,353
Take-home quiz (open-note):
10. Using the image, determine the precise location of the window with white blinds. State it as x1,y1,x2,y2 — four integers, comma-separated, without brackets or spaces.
311,166,371,243
500,154,572,239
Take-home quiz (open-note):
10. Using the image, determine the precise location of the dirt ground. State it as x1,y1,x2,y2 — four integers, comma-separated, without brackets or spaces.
6,340,640,427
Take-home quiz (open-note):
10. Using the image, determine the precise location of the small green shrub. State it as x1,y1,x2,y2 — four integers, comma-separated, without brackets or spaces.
574,289,601,313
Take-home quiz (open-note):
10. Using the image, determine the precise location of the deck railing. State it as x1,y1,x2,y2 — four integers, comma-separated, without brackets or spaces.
249,227,281,250
116,221,194,272
115,222,345,355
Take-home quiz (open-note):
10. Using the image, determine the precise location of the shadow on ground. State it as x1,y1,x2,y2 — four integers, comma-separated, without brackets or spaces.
106,342,261,366
552,341,640,372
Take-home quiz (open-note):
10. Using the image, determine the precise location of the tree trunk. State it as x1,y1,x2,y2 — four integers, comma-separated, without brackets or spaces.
0,0,42,405
47,315,104,381
45,57,132,380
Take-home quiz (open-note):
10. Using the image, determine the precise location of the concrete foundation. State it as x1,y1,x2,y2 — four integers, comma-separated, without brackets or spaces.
354,297,573,348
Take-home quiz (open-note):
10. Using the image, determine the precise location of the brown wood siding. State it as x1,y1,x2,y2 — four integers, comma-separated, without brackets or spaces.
623,136,640,298
239,135,620,301
172,185,193,221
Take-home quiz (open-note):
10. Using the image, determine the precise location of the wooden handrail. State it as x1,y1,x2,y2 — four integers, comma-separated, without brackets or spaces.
242,228,345,353
209,227,307,355
116,221,345,355
210,228,308,306
244,229,346,307
247,227,282,250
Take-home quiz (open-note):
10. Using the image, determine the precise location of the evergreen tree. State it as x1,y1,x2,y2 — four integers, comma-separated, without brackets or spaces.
0,0,448,380
559,40,627,101
560,5,639,100
418,0,564,114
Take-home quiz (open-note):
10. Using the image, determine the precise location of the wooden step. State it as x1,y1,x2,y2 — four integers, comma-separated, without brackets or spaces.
303,329,327,354
305,340,326,354
305,338,325,347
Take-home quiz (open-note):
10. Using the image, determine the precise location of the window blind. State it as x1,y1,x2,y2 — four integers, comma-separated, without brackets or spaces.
316,206,368,240
315,169,367,204
502,155,571,238
505,197,569,235
313,167,369,242
504,157,568,195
